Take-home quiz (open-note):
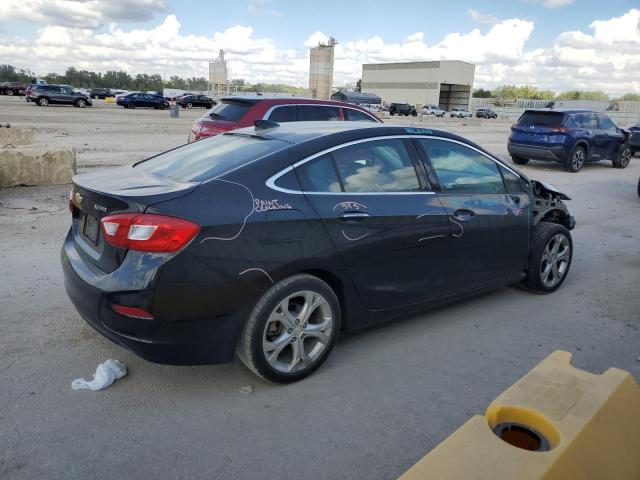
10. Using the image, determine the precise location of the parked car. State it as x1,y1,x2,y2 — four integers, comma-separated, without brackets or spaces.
90,88,112,99
476,108,498,119
629,123,640,156
0,82,27,96
508,110,633,172
450,108,473,118
389,102,417,116
116,93,169,109
62,121,575,383
189,97,381,142
27,84,92,107
177,94,215,109
422,105,445,117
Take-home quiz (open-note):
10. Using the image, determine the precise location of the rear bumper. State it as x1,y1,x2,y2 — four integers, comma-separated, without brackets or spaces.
507,142,567,162
61,233,248,365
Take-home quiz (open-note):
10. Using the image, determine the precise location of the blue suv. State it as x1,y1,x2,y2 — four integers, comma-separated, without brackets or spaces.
508,110,633,172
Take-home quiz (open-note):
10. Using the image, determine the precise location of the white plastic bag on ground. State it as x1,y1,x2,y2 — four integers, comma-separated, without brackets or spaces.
71,359,127,391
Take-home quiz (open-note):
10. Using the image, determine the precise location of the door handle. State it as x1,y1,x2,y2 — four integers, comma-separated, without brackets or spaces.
339,212,370,222
453,209,475,221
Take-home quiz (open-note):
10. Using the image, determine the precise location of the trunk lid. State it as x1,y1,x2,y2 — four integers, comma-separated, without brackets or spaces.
511,111,567,144
70,166,199,273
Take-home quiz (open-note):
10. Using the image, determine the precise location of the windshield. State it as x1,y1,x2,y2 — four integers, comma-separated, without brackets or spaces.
208,101,253,122
134,133,288,182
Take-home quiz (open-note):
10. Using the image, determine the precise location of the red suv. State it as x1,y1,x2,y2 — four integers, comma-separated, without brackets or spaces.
188,97,382,142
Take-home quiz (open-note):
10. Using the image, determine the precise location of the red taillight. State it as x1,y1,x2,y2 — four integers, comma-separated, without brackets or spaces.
100,213,199,252
551,126,570,134
111,304,154,320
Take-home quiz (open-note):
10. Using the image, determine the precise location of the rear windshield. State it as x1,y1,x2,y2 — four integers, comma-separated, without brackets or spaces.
518,111,564,126
208,101,252,122
134,134,287,182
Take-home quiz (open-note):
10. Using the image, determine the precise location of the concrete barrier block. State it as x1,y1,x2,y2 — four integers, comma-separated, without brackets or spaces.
0,145,76,188
0,127,34,146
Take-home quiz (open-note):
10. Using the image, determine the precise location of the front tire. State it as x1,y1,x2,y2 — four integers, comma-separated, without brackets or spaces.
511,155,529,165
612,143,632,169
237,274,341,383
75,99,86,108
565,145,586,172
524,222,573,294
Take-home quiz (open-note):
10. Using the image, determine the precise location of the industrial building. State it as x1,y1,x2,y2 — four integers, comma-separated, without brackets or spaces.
309,38,336,100
330,91,381,105
361,60,475,109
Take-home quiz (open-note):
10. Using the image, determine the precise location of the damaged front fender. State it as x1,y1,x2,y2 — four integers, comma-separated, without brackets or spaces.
530,180,575,230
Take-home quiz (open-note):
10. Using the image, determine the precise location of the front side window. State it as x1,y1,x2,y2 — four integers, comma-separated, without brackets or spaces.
596,114,616,131
499,166,524,193
298,105,341,121
419,139,505,194
268,106,297,123
332,139,420,192
344,108,377,122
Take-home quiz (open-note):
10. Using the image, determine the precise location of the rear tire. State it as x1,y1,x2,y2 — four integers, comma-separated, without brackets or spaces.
511,155,529,165
612,143,632,169
524,222,573,294
7,90,14,96
565,145,586,172
37,97,49,106
237,274,341,383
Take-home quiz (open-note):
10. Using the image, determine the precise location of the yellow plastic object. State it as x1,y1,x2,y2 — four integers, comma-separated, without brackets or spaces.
399,351,640,480
104,96,116,103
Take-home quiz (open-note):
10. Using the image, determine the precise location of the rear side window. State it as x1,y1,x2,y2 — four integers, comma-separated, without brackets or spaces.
298,105,341,121
420,139,505,194
209,101,252,122
296,154,341,192
344,108,377,122
332,139,420,192
578,113,598,129
135,134,287,182
268,106,297,122
518,111,564,127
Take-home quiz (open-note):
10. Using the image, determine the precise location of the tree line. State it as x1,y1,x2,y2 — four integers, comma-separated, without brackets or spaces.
0,64,307,94
473,85,639,102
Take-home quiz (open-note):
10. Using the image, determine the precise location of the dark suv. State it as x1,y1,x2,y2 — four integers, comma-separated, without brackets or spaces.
389,102,417,116
476,108,498,119
27,84,92,107
177,94,215,109
90,88,112,99
508,110,633,172
0,82,27,96
189,97,381,142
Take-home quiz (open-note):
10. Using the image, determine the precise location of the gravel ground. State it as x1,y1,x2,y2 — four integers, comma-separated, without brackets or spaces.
1,95,639,479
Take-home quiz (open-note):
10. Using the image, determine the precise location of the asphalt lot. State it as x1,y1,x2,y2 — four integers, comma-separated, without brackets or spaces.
1,96,639,479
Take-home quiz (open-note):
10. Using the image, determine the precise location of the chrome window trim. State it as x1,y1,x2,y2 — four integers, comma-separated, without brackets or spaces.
266,135,522,195
263,103,380,123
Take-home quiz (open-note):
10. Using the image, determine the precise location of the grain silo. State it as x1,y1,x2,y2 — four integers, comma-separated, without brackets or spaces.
309,37,336,100
209,49,229,98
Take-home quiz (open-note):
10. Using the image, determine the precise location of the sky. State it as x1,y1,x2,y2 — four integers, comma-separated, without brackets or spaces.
1,0,639,95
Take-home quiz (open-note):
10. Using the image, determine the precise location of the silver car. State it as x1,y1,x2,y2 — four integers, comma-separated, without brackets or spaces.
450,108,473,118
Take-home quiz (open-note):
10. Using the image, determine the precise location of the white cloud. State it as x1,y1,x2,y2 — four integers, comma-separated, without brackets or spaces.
0,8,639,96
2,0,169,29
542,0,574,8
468,9,501,25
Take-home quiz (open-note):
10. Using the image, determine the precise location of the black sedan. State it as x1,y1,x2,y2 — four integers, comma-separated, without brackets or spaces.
177,94,215,109
62,122,575,383
116,93,169,109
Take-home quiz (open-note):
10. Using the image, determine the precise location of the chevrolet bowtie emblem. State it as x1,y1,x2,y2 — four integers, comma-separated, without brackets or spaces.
73,192,83,209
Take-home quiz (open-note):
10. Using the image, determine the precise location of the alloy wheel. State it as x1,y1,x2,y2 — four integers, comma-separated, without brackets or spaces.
540,233,570,289
620,146,631,167
572,148,585,171
262,290,334,374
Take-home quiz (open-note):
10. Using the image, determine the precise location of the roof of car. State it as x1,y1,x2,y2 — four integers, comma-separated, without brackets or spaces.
523,109,602,114
220,96,365,107
229,121,481,148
